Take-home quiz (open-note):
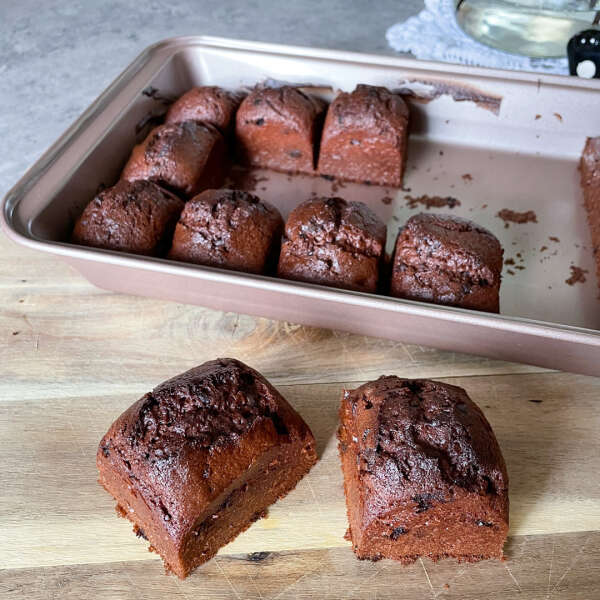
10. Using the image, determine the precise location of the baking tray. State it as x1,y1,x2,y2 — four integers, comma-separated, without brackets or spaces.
3,36,600,375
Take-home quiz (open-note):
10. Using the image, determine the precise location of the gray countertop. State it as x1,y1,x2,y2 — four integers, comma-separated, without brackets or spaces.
0,0,424,196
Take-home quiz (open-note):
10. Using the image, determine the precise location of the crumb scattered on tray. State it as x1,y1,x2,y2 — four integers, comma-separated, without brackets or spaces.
535,114,541,120
540,245,548,252
565,266,588,286
507,269,515,275
515,265,525,270
505,258,515,265
405,195,461,210
225,167,269,192
462,173,473,182
439,150,444,156
496,209,538,227
549,236,560,242
381,196,393,205
331,179,346,193
481,204,488,209
553,112,563,122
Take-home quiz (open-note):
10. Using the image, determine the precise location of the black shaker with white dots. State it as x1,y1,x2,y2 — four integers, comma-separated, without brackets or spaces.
568,29,600,79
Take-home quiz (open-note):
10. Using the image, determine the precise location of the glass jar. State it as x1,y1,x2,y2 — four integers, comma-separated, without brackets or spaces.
456,0,600,57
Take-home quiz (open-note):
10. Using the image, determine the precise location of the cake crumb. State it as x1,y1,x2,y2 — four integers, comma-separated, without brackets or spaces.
225,167,269,192
405,195,461,210
549,236,560,242
381,196,393,205
504,258,515,265
481,204,488,209
496,209,538,226
535,114,541,120
515,265,525,270
540,245,548,252
331,179,346,193
553,112,563,122
462,173,473,182
439,150,444,156
565,266,588,285
507,269,515,275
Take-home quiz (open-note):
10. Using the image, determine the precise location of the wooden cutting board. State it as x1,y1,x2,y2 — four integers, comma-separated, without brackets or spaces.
1,232,599,599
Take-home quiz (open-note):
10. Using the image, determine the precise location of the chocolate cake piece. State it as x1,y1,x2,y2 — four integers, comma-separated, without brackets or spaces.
121,121,227,198
277,196,387,293
168,188,284,274
391,213,503,313
338,376,509,563
235,86,326,174
71,179,183,255
165,86,245,134
317,84,409,187
580,136,600,288
97,358,317,578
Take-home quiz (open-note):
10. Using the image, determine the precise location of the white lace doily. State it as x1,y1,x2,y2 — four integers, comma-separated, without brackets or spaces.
386,0,569,75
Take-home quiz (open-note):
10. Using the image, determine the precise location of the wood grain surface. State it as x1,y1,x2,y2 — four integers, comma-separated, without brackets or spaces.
1,233,599,599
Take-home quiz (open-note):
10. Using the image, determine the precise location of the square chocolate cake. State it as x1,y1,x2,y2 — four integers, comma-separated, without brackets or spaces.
236,86,326,174
391,213,503,313
121,121,226,198
318,84,409,187
97,359,317,577
338,376,509,563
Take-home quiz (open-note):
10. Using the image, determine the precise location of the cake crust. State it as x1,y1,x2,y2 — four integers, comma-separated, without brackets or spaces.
168,188,284,274
121,121,227,197
580,136,600,288
97,358,317,578
318,84,409,187
236,86,326,174
71,179,183,255
391,213,503,312
338,376,509,563
165,86,245,134
277,196,387,293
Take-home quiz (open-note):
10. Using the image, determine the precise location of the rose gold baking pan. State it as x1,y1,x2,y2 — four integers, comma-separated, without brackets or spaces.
3,36,600,375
